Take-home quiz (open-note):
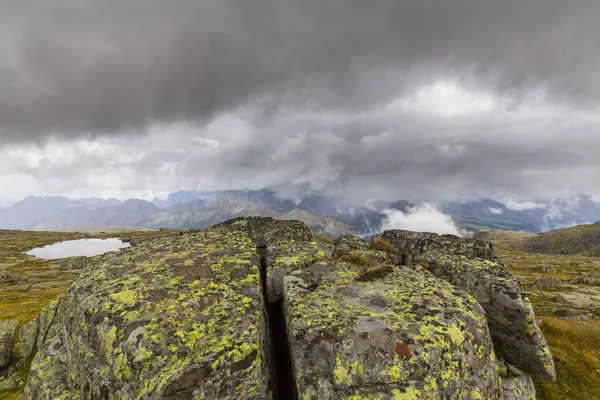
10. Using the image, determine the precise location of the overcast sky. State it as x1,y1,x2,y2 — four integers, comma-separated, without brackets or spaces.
1,0,599,203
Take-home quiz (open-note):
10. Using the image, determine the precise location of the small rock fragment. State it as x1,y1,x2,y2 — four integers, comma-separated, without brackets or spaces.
394,340,413,359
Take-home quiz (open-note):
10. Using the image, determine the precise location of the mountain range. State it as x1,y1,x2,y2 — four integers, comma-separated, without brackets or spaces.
1,190,600,237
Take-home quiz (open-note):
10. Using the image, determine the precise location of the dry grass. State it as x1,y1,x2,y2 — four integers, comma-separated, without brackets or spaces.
489,243,600,399
535,318,600,400
368,237,398,254
0,390,22,400
0,288,67,325
313,233,336,244
338,252,374,267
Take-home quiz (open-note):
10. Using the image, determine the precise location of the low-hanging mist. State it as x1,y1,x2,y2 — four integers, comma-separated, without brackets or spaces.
381,203,462,236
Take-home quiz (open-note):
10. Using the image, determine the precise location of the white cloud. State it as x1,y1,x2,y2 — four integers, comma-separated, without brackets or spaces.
504,200,547,211
399,80,497,117
436,142,466,158
488,207,504,215
381,203,462,236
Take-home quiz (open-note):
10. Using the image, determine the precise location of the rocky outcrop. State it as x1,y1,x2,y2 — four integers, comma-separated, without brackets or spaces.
497,362,536,400
25,223,269,399
59,256,87,270
381,230,496,265
19,217,554,399
381,230,556,381
556,292,600,308
18,299,61,360
533,276,565,288
215,217,327,303
0,319,18,367
500,375,536,400
283,262,498,398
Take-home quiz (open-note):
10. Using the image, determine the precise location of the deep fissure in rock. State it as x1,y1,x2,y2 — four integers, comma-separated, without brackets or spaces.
257,245,298,400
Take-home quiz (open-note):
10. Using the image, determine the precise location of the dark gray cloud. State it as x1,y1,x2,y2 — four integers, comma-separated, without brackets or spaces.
1,0,599,139
1,0,600,206
1,100,600,203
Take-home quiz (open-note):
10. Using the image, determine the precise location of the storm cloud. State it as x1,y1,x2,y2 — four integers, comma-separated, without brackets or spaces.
1,0,600,204
1,0,600,137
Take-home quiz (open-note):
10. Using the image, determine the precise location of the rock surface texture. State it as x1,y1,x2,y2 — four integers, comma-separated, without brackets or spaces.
18,217,554,399
381,230,556,381
0,319,18,367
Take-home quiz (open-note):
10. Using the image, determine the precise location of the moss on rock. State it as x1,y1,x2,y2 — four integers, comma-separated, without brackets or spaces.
24,226,269,399
0,319,18,367
17,219,554,399
283,262,500,399
382,229,556,381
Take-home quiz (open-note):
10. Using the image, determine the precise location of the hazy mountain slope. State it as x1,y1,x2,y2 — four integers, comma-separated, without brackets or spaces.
473,229,538,249
31,200,159,230
146,199,358,237
443,199,541,232
518,221,600,256
0,196,122,229
212,189,297,212
475,222,600,256
145,197,281,229
388,200,414,212
4,193,357,238
164,190,213,207
280,208,360,237
7,191,600,238
453,215,536,233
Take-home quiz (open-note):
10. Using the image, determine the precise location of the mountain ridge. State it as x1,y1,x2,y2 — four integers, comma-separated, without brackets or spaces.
2,191,600,237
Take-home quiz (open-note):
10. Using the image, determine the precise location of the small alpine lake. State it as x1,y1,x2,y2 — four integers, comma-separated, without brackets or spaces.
25,237,131,259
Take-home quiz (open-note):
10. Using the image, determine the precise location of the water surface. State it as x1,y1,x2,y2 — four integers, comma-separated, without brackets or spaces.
26,238,130,259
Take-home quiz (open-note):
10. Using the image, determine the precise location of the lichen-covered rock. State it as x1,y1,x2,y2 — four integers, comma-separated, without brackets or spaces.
0,374,20,392
0,319,18,367
21,218,554,399
283,261,500,399
556,291,600,308
529,265,557,274
381,230,495,264
381,230,556,381
497,362,536,399
533,276,565,288
332,235,369,255
18,318,39,360
500,375,536,400
59,256,87,270
216,217,328,302
569,275,600,286
17,299,61,360
25,225,270,399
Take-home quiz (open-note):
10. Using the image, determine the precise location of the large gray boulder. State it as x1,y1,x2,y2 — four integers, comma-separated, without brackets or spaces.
556,291,600,308
215,217,327,302
18,299,61,360
283,261,500,399
500,375,536,400
382,230,556,381
25,225,271,399
0,319,18,367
